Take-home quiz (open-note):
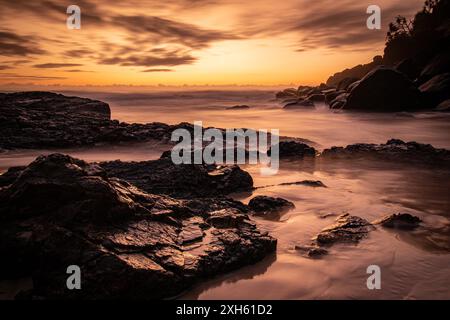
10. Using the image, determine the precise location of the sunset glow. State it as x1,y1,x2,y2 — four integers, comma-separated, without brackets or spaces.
0,0,424,87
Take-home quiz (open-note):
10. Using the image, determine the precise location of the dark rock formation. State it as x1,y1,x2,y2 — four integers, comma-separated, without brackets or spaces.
337,77,360,91
419,73,450,107
329,93,349,109
343,67,422,111
0,154,276,299
248,196,295,215
283,99,314,109
436,99,450,111
326,56,383,87
373,213,422,230
268,141,316,158
314,214,374,245
321,139,450,166
0,91,202,150
98,156,254,198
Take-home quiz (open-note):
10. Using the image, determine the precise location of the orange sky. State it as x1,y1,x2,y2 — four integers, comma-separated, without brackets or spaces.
0,0,424,87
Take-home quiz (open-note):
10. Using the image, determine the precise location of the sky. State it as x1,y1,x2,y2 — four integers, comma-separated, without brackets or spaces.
0,0,425,87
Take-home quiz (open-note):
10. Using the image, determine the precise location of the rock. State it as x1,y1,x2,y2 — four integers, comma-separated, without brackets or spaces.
435,99,450,111
268,141,316,158
0,165,26,187
395,58,421,81
325,90,346,105
419,73,450,107
419,50,450,83
248,196,295,215
326,55,383,87
0,154,276,299
226,105,250,110
279,180,326,188
276,88,300,99
321,139,450,167
337,77,360,91
343,67,422,112
98,157,253,198
294,245,328,258
373,213,422,230
330,93,349,109
283,99,314,109
0,91,211,150
306,94,325,102
314,213,374,245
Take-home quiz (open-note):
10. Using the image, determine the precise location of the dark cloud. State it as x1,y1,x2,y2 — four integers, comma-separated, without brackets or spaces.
64,69,94,73
141,68,173,72
34,63,84,68
0,73,67,80
0,31,46,56
112,15,239,49
0,66,12,70
99,53,196,67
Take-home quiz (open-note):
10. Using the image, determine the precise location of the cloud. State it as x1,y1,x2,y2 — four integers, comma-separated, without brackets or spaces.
0,30,46,56
112,15,239,49
99,53,196,67
141,68,173,72
34,63,84,68
64,69,94,72
0,73,67,80
0,66,12,70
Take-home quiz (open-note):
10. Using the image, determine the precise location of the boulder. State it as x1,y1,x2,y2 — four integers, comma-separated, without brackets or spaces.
373,213,422,230
0,154,276,299
314,213,374,245
435,99,450,111
283,99,314,109
343,67,422,111
268,141,316,158
248,196,295,215
337,77,360,91
419,73,450,107
330,93,349,109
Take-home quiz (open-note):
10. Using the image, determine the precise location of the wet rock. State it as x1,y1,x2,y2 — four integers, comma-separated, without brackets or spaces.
321,139,450,167
325,90,345,105
294,245,328,258
279,180,326,188
373,213,422,230
248,196,295,215
0,153,276,299
268,140,316,158
0,165,26,187
343,67,422,112
98,157,253,198
314,213,374,245
329,93,349,109
0,92,210,150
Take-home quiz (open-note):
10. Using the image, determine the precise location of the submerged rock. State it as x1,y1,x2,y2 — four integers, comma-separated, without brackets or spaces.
268,141,316,158
0,154,276,299
314,213,374,245
373,213,422,230
321,139,450,166
294,245,328,258
248,196,295,215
